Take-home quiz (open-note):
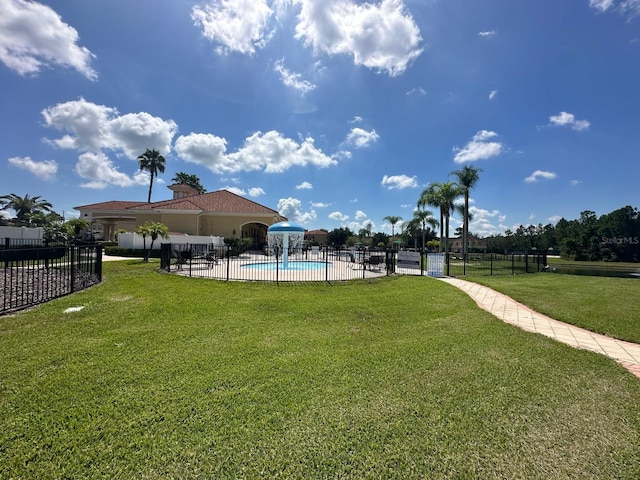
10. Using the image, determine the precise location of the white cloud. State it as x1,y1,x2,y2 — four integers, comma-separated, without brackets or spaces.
0,0,96,79
293,0,423,76
176,130,336,174
381,174,418,189
350,115,363,123
570,179,582,186
223,186,245,196
311,201,330,208
278,197,316,224
329,211,349,222
525,170,557,183
8,156,57,180
468,206,504,237
174,133,229,169
548,215,562,223
478,30,496,37
453,130,503,163
589,0,615,12
296,181,313,189
248,187,265,197
192,0,273,55
355,210,367,220
274,58,316,94
74,151,147,189
489,89,498,100
407,87,426,96
548,111,590,132
42,98,177,158
345,127,379,148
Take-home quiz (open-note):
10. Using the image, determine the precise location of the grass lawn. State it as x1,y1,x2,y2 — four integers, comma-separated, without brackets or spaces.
1,261,640,479
471,274,640,344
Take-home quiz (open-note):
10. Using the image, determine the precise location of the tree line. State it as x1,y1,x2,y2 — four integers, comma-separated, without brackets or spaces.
485,207,640,262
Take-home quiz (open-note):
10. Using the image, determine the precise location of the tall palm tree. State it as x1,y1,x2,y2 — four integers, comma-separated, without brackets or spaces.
172,172,206,194
138,149,166,203
0,193,53,225
451,165,482,261
383,215,402,248
418,183,445,252
420,182,460,256
413,207,438,251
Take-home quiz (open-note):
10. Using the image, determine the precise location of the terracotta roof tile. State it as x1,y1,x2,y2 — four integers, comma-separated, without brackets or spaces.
75,200,147,210
76,190,282,216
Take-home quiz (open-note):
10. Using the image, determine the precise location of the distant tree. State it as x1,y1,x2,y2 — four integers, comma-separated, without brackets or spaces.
418,183,445,252
0,193,53,225
65,218,93,240
383,215,403,248
138,149,166,203
451,165,482,262
413,207,438,251
327,227,353,247
172,172,206,194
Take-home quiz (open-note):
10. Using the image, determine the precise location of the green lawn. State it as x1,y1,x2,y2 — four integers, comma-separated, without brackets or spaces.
1,261,639,479
471,273,640,344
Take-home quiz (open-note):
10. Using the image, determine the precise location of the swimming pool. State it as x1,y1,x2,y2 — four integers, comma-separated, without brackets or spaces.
241,261,331,271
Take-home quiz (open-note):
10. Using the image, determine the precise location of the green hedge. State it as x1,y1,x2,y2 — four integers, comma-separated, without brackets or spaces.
104,247,161,258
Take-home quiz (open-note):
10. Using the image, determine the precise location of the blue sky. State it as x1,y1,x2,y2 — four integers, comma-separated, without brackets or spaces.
1,0,639,237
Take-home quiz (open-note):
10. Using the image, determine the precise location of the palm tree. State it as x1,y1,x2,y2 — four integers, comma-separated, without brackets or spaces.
418,183,445,252
413,207,438,252
383,215,402,248
419,182,460,256
136,221,169,262
138,149,166,203
451,165,482,262
172,172,206,194
0,193,53,225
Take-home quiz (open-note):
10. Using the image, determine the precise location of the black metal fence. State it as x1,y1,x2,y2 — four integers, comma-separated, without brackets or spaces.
0,244,103,315
160,244,548,283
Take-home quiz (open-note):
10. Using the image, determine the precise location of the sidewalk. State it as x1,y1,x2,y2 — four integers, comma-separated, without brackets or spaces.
438,277,640,379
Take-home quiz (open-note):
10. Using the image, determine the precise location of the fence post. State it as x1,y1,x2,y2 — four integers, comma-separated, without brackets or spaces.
96,244,103,281
525,252,529,273
511,254,515,275
490,253,493,276
70,246,76,293
446,252,450,276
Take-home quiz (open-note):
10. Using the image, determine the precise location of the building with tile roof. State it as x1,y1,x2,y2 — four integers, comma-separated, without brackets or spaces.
75,185,286,246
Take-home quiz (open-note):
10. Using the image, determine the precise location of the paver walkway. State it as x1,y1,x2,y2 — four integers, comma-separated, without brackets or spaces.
439,277,640,379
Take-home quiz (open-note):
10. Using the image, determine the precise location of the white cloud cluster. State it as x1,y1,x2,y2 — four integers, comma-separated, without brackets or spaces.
468,206,506,237
525,170,557,183
453,130,503,163
381,174,417,190
278,197,317,224
40,98,177,188
223,186,265,197
489,89,498,100
8,156,57,180
175,130,336,174
588,0,640,16
293,0,423,76
191,0,273,55
192,0,423,76
296,181,313,189
274,58,316,94
42,98,177,158
345,128,379,148
548,111,590,132
478,30,496,37
0,0,96,79
75,151,149,189
329,211,349,222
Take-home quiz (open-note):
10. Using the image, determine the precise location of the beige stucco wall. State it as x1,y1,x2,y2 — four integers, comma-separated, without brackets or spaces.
158,213,199,235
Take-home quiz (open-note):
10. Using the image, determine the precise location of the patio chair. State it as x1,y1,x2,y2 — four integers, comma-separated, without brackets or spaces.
173,249,188,270
366,255,384,272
